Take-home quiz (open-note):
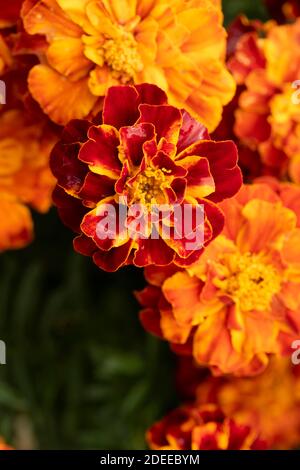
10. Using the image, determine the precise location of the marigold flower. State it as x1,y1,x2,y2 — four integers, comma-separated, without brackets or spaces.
228,18,300,183
21,0,235,131
0,108,57,251
147,403,267,450
137,182,300,375
193,358,300,449
51,83,241,272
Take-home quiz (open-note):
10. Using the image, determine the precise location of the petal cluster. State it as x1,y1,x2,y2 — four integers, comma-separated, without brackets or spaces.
228,18,300,182
190,357,300,449
21,0,235,130
51,84,242,272
0,9,57,252
147,403,266,450
137,182,300,375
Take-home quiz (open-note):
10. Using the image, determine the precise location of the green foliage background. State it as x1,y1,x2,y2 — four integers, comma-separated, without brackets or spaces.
0,0,268,450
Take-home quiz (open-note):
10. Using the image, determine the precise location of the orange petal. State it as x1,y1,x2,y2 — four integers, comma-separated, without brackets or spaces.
0,193,33,251
237,199,297,253
28,65,97,125
46,37,91,80
281,228,300,273
162,272,204,326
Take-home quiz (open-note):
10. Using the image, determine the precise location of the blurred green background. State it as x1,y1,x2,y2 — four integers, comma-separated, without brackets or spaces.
0,0,269,450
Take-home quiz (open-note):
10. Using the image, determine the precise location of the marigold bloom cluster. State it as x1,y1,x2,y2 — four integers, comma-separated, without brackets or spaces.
1,0,300,453
147,403,267,450
137,182,300,376
0,4,57,251
228,18,300,182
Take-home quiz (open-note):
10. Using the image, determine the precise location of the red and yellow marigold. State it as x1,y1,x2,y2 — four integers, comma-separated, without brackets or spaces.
147,403,267,450
51,83,241,272
228,18,300,183
21,0,235,131
137,182,300,376
193,358,300,449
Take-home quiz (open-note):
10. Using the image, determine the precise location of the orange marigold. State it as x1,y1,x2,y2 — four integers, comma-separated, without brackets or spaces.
21,0,235,131
0,107,57,251
0,6,58,252
137,182,300,376
228,18,300,183
147,403,267,450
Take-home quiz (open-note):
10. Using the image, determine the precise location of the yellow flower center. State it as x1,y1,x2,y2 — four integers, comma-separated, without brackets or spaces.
130,167,171,207
215,252,281,312
102,31,143,82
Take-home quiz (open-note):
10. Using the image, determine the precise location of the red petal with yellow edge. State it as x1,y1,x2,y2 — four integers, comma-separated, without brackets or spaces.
50,142,87,193
138,104,182,144
139,308,163,338
103,86,140,129
182,156,215,199
103,84,168,129
79,125,120,179
115,161,130,195
135,84,168,106
170,178,187,204
227,421,254,450
201,198,225,243
60,119,92,144
73,233,98,257
152,152,187,177
177,110,210,154
81,198,129,251
133,238,175,267
28,65,97,125
174,249,204,268
52,186,88,233
78,172,115,204
162,226,204,261
178,140,242,203
92,240,134,272
119,123,155,167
